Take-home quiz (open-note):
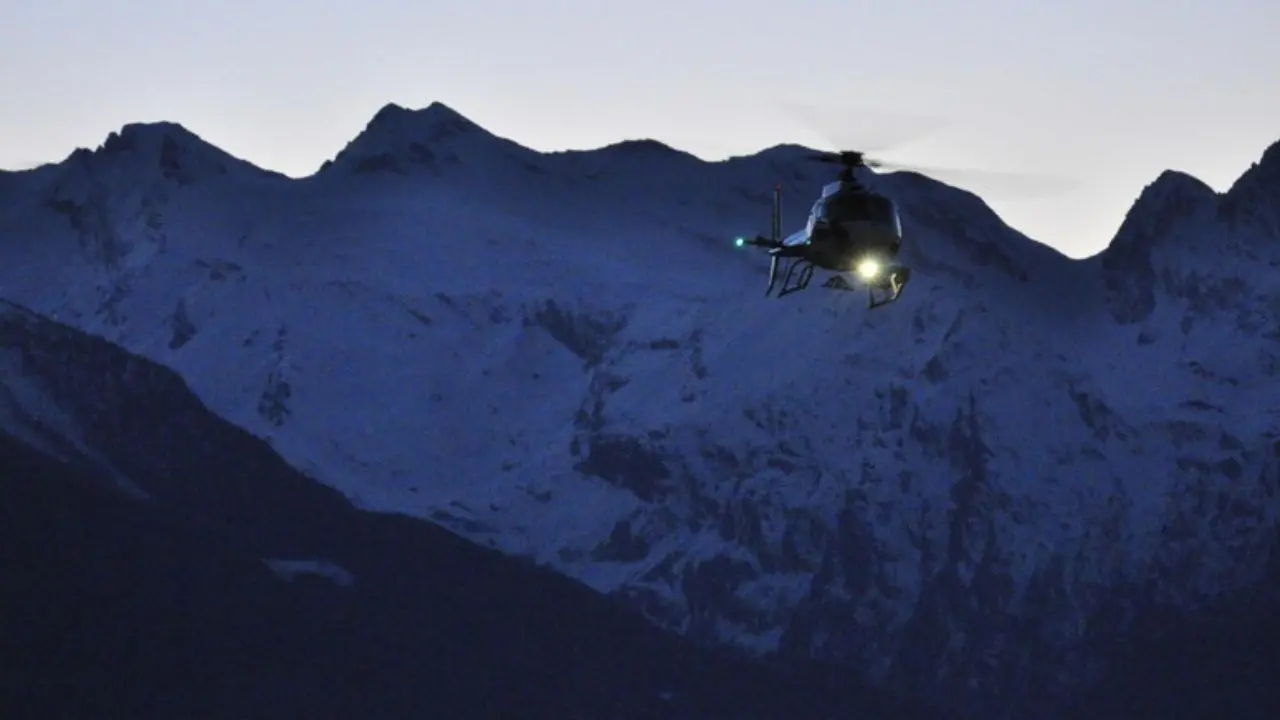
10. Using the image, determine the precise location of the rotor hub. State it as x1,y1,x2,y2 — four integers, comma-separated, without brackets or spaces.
806,149,876,183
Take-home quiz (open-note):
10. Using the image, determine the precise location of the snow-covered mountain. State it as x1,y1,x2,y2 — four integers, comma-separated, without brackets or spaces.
2,101,1278,716
2,298,929,719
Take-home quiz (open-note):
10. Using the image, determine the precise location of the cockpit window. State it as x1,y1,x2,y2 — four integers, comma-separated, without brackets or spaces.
824,193,865,224
810,190,903,234
868,195,896,223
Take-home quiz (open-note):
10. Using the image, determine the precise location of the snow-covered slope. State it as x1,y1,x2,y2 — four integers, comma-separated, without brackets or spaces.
2,101,1278,715
3,298,912,719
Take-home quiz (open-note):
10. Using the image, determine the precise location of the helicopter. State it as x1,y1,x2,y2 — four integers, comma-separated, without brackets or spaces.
735,149,911,308
729,102,1078,308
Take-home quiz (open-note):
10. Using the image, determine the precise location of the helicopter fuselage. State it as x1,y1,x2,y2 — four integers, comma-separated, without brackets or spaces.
739,166,914,306
780,181,903,272
783,218,902,271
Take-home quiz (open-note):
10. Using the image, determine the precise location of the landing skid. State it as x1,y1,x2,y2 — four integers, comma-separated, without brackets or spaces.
767,256,910,308
824,274,904,309
766,255,815,298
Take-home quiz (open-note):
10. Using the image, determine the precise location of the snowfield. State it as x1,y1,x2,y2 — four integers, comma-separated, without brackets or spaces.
2,100,1278,712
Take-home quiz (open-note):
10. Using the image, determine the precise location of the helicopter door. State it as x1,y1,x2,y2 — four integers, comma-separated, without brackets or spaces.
804,196,827,236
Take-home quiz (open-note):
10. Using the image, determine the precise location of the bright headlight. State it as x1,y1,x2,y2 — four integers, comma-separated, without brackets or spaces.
855,258,881,280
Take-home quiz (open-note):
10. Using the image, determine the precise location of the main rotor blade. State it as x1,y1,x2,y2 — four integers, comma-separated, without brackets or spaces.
779,100,948,155
777,99,1078,197
873,159,1079,197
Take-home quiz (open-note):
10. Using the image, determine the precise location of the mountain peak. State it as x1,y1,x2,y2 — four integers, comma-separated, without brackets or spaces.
320,100,502,176
595,138,696,160
38,117,281,188
1137,168,1216,208
52,120,277,186
1104,169,1217,256
1218,137,1280,233
1094,163,1261,325
367,101,477,137
1253,136,1280,174
110,120,202,147
96,121,216,174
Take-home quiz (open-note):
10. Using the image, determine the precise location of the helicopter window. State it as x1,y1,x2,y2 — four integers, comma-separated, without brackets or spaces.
872,196,902,235
864,195,895,224
823,192,867,223
809,197,827,218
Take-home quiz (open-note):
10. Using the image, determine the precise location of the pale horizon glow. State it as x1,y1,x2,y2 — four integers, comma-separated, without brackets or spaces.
3,0,1277,258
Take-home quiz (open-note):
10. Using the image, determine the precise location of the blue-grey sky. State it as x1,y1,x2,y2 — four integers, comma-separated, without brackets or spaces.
3,0,1276,257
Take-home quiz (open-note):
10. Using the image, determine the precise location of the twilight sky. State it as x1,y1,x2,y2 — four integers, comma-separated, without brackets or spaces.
3,0,1276,257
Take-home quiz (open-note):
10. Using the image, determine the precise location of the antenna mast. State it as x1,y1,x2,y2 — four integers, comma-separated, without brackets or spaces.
772,184,781,242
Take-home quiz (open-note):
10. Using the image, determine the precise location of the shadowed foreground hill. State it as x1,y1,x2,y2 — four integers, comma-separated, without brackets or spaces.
0,299,943,720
